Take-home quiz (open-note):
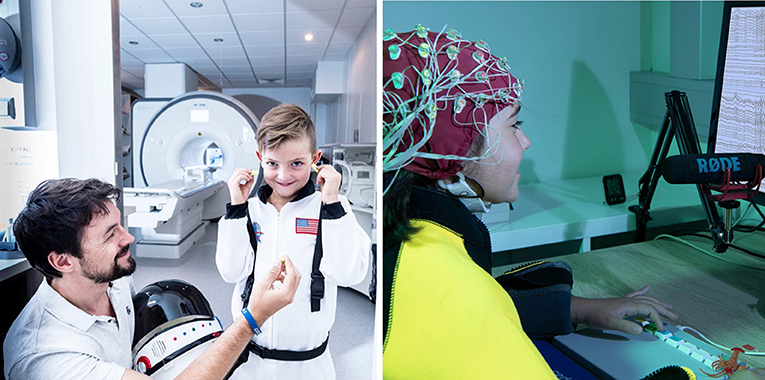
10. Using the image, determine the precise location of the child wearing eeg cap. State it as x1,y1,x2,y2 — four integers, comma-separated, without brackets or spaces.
216,103,370,380
382,25,681,379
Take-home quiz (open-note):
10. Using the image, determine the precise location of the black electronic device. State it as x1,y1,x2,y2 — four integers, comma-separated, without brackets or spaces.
603,174,625,205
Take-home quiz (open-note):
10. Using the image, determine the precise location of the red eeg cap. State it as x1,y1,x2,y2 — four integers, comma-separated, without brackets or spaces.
383,28,521,180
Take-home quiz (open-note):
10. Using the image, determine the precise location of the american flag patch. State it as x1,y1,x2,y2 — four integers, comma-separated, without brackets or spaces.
295,218,319,235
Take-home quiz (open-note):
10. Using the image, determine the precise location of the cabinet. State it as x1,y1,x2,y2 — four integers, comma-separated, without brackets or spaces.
318,143,376,300
121,92,139,187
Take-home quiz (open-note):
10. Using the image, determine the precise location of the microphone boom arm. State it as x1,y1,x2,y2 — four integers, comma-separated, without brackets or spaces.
629,91,731,252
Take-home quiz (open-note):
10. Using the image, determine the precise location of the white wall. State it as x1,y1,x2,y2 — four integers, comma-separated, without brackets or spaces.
51,1,121,183
384,2,646,184
223,86,316,143
223,87,312,114
336,14,376,144
0,0,120,228
318,12,376,146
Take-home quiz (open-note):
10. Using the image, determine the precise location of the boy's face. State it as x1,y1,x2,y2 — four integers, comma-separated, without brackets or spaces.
256,135,321,201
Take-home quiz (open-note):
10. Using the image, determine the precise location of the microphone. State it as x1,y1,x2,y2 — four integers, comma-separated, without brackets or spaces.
661,153,765,184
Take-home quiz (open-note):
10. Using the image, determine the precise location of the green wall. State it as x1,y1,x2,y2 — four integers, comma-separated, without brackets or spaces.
383,1,723,185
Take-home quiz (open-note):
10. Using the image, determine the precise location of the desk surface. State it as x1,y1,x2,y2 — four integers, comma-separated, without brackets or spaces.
484,171,707,252
0,256,30,283
547,231,765,368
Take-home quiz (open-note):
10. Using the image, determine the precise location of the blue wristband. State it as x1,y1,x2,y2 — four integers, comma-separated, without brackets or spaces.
241,308,262,335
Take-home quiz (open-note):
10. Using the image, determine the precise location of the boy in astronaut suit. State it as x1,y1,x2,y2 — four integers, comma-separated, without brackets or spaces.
216,103,370,380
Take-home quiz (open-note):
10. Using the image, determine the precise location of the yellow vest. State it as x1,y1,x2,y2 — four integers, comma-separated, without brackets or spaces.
384,219,557,379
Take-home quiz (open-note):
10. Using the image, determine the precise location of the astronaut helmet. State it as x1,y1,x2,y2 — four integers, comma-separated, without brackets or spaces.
131,279,226,379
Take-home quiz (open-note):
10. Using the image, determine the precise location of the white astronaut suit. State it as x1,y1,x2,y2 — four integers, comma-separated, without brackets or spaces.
216,182,370,380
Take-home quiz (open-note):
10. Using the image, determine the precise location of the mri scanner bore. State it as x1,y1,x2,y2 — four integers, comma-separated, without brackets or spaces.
125,91,263,259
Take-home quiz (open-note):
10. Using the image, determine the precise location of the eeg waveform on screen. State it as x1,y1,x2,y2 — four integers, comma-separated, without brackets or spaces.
716,7,765,155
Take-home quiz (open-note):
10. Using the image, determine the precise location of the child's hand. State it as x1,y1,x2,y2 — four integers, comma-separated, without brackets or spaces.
315,164,341,204
570,285,677,335
227,168,257,205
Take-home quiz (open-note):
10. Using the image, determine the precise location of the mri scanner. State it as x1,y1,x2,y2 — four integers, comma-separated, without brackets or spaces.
125,91,262,259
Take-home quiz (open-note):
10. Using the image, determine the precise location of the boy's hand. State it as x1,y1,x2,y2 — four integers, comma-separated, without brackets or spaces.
228,168,257,205
315,164,341,204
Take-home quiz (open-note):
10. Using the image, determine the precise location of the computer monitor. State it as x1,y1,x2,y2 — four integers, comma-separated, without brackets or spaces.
708,1,765,205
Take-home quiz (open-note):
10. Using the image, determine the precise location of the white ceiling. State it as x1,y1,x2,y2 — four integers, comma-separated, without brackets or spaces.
119,0,375,91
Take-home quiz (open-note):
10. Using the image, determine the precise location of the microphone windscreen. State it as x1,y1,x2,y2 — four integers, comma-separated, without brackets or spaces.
661,153,764,184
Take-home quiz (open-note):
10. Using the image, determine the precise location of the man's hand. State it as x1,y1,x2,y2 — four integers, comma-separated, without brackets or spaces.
227,168,257,205
122,257,299,380
315,164,341,204
571,285,678,335
245,256,300,325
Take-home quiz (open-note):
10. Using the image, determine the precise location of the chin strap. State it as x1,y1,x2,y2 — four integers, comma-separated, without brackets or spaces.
438,172,492,213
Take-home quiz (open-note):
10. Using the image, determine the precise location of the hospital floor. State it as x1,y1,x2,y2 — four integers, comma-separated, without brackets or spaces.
131,221,375,379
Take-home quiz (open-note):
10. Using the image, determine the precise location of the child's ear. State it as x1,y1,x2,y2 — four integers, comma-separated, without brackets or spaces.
311,149,322,165
256,150,263,163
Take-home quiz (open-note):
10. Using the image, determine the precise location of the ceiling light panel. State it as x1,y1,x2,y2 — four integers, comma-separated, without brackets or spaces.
119,0,375,90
